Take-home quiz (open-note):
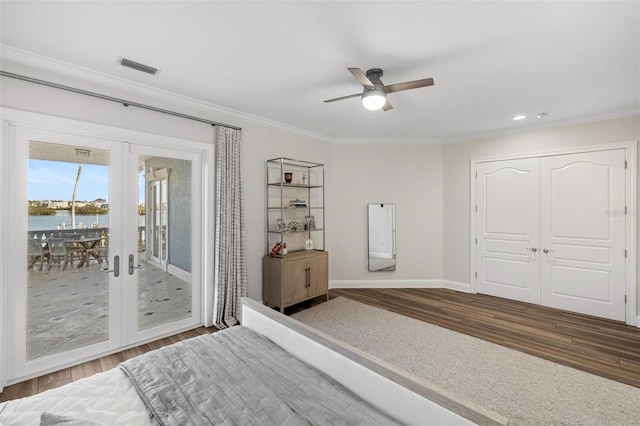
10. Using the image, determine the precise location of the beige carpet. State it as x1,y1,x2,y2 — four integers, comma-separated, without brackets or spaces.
292,297,640,426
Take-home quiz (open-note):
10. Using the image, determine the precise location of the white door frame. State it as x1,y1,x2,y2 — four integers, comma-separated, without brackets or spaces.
470,141,637,326
0,108,215,389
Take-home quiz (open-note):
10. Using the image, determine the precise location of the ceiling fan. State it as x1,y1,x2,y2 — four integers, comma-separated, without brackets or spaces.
324,68,434,112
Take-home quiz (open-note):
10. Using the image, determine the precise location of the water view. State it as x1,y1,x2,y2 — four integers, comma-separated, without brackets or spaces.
28,211,145,232
28,211,108,231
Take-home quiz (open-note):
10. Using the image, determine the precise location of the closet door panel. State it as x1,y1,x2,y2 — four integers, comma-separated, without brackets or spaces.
539,149,626,321
476,158,540,304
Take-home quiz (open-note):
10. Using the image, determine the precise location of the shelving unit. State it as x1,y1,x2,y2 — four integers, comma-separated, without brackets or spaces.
265,157,325,255
263,157,327,312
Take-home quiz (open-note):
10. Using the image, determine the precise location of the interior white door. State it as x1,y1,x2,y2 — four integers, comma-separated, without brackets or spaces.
539,150,626,321
476,158,540,304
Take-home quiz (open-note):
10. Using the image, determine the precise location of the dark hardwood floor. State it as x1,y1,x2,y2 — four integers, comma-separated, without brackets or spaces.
3,287,639,403
331,288,640,388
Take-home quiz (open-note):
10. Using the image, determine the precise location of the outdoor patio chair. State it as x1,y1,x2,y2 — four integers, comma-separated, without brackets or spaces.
46,237,84,271
27,238,49,270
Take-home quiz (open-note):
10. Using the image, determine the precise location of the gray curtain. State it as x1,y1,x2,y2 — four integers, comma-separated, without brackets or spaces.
212,126,247,328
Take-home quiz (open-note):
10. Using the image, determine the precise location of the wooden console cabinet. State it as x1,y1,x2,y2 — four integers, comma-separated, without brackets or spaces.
263,250,328,312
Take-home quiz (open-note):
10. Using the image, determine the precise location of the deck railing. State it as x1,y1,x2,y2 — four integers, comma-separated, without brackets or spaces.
28,226,147,252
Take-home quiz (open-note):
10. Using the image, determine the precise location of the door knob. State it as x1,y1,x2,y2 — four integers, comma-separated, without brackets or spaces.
543,249,554,254
526,248,538,252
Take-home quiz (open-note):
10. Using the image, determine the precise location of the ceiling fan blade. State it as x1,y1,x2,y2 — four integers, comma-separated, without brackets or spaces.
348,68,374,88
382,100,394,112
324,93,361,103
384,78,434,94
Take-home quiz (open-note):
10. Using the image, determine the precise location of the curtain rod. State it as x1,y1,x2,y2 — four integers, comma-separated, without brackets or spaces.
0,70,242,131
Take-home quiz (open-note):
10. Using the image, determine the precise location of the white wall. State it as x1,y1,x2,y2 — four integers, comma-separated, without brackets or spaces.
443,115,640,307
328,143,444,286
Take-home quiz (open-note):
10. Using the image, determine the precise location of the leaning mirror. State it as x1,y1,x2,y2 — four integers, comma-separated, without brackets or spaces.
368,203,396,271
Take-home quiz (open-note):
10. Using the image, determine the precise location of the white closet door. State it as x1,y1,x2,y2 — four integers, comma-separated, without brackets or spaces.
476,158,540,304
539,150,626,321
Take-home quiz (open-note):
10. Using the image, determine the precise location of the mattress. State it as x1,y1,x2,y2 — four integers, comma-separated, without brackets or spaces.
0,367,150,425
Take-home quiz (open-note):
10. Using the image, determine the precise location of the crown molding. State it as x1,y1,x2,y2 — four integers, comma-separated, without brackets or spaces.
3,45,636,147
443,108,640,145
0,45,331,143
330,137,444,145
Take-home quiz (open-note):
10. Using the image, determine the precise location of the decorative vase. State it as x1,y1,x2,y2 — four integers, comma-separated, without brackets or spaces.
284,172,293,183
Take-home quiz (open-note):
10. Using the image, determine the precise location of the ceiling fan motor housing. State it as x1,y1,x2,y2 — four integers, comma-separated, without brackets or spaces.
365,68,384,84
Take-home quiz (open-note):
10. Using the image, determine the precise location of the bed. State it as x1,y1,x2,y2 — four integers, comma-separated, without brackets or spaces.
0,298,508,425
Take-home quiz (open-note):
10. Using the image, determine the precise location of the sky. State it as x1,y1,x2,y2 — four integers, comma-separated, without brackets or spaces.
28,160,108,201
28,159,145,202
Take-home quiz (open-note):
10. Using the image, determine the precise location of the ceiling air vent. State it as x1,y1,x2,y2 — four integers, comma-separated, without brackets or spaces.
119,58,159,75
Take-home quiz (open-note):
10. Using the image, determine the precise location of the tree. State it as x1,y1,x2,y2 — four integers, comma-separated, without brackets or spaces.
71,163,82,229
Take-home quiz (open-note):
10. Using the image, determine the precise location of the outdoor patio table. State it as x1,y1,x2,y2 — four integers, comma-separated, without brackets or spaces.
64,237,104,267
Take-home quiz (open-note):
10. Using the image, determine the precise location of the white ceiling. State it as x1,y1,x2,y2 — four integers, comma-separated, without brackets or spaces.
1,1,638,142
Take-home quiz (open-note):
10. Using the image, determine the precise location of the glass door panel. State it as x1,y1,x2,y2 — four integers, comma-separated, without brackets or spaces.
26,141,111,361
129,151,199,334
7,126,123,382
161,180,168,264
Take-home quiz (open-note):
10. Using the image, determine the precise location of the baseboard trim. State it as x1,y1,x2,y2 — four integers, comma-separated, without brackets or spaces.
442,280,472,293
330,280,442,289
329,279,472,292
167,263,191,283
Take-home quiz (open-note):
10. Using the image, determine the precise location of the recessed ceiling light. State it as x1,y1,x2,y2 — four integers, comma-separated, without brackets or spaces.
536,112,548,119
512,115,527,121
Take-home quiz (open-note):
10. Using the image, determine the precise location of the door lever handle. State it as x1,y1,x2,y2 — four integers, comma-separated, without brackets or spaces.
526,248,538,253
103,255,119,277
129,254,142,275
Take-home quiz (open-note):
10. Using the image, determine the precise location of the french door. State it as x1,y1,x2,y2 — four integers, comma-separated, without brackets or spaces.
475,149,628,322
149,177,169,267
4,125,203,383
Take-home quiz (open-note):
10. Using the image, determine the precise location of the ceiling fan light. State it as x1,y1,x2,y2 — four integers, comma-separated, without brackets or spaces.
362,90,387,111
